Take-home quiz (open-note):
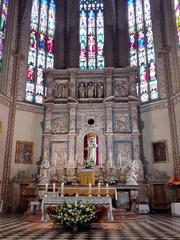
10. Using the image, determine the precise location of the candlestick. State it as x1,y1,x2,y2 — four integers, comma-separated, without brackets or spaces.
98,182,101,196
89,183,92,196
45,183,48,195
61,182,64,196
53,183,56,193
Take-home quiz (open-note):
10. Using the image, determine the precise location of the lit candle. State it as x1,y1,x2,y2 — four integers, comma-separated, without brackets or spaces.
98,182,101,196
100,154,103,168
109,152,112,168
54,158,57,167
45,183,48,194
119,154,122,166
61,182,64,196
53,183,56,193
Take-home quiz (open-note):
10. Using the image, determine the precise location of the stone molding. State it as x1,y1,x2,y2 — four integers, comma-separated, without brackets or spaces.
15,102,44,114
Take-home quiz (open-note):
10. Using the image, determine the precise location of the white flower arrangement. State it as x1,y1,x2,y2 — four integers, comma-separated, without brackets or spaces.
107,175,118,185
83,158,94,169
48,201,96,229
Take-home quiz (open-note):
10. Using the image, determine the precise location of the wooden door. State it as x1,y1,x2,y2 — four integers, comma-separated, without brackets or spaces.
153,184,167,209
19,184,29,213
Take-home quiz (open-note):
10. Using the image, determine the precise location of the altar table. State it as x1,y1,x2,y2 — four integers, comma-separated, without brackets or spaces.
58,186,117,199
41,195,114,222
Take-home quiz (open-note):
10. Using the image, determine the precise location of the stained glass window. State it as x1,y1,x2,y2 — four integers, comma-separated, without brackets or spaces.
128,0,158,102
79,0,104,70
0,0,9,69
174,0,180,45
25,0,56,104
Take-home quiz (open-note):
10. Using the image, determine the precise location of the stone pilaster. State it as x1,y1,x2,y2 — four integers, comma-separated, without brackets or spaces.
54,0,65,69
116,0,129,67
68,68,77,99
105,67,113,97
104,0,116,67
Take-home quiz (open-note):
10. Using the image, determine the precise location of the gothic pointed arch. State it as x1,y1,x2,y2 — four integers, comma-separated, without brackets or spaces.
25,0,56,104
128,0,158,102
79,0,105,69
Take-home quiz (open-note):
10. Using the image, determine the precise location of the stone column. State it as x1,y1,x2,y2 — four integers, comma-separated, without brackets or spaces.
66,0,79,68
131,104,139,133
104,0,116,67
105,102,114,172
105,67,113,97
54,0,65,69
45,71,54,99
128,67,137,96
68,103,77,167
68,68,77,99
116,0,129,67
44,104,53,134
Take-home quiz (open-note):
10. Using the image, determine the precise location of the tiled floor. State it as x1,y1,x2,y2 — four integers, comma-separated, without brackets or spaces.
0,214,180,239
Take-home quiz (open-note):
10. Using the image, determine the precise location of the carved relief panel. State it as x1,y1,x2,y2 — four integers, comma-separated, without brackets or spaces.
51,142,68,168
54,80,69,98
78,81,104,98
113,79,128,97
51,114,69,134
114,113,130,132
114,141,133,169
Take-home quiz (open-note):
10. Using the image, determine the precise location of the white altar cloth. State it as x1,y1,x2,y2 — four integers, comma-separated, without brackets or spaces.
171,203,180,217
139,204,150,214
41,195,114,222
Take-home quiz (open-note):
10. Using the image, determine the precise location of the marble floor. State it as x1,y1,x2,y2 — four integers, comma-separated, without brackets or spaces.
0,214,180,239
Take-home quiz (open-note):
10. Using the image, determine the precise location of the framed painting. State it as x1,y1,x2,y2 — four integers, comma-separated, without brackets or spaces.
152,140,168,163
15,141,33,164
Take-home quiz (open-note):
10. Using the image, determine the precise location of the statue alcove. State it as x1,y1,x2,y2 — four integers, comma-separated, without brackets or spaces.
84,132,99,166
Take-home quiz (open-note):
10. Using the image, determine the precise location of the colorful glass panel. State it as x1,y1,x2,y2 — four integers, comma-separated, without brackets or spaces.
0,0,9,69
174,0,180,45
128,0,158,102
79,0,104,69
26,0,56,104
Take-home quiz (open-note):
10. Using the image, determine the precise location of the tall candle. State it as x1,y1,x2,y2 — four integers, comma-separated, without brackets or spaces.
119,154,122,166
61,182,64,196
98,182,101,196
45,183,48,194
109,152,112,168
106,183,109,196
53,183,56,193
100,154,103,167
75,154,77,167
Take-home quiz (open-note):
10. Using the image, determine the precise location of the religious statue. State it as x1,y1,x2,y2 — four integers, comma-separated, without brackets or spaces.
87,137,98,164
126,160,142,185
78,82,86,98
97,82,104,98
87,82,94,98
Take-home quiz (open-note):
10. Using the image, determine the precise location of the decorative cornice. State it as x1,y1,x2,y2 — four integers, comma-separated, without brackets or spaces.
140,99,168,113
172,91,180,105
140,91,180,113
15,101,44,114
0,94,11,107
